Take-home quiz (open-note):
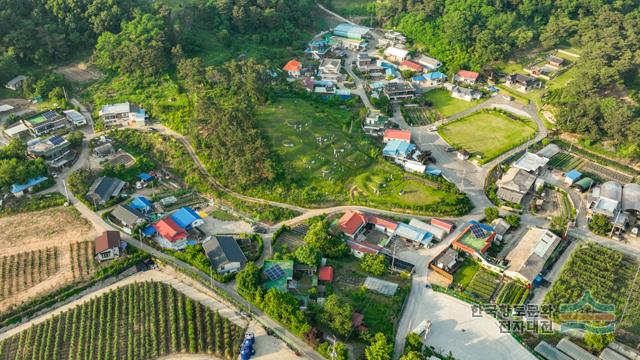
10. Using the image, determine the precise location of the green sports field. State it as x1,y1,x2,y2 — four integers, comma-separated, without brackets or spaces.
252,97,454,210
438,110,537,163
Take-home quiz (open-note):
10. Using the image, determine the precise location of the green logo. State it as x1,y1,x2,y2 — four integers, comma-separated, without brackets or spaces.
559,291,616,334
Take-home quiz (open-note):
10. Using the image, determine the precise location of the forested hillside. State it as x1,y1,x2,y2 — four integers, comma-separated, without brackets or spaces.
373,0,640,158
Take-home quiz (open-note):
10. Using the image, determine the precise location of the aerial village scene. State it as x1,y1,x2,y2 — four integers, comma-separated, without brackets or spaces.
0,1,639,360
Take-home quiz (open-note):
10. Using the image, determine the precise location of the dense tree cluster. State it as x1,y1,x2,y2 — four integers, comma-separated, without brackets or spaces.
0,139,48,191
0,0,140,78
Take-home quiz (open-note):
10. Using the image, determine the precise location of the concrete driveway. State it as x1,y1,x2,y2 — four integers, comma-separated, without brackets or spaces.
200,216,253,235
395,276,536,360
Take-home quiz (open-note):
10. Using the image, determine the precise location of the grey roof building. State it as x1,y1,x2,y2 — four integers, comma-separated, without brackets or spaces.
110,204,143,229
202,236,247,274
496,167,537,205
86,177,126,205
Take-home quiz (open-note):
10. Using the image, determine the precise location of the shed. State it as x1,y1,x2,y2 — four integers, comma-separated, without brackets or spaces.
138,172,154,182
10,176,48,197
556,338,597,360
534,341,572,360
395,222,433,246
94,143,114,157
170,207,203,230
537,144,561,159
431,219,453,233
130,196,153,213
408,218,447,240
574,177,594,192
318,266,334,282
564,169,582,185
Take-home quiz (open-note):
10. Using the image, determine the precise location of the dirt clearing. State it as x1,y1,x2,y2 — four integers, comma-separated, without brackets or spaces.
0,207,99,312
54,62,102,83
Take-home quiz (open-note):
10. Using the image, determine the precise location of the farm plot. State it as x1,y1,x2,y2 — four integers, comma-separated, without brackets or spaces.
580,161,635,183
544,243,640,342
403,107,439,126
547,153,585,171
0,281,244,360
0,207,99,312
495,282,529,305
69,242,97,280
0,248,59,301
465,268,499,302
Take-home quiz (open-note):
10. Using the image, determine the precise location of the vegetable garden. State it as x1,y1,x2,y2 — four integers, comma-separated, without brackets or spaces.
543,243,640,337
403,107,438,126
0,282,244,360
0,248,59,301
495,282,529,305
547,153,585,171
465,268,499,302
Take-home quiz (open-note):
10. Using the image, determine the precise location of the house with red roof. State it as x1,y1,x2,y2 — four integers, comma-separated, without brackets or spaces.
338,210,367,239
318,266,334,282
454,70,480,84
399,60,423,73
283,59,302,78
347,239,382,258
152,217,188,250
383,129,411,143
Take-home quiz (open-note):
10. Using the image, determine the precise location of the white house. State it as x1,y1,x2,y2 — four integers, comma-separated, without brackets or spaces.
384,47,410,62
99,102,147,127
94,231,121,262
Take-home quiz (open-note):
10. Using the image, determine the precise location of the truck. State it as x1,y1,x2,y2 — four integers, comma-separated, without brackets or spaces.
412,320,432,339
240,332,256,360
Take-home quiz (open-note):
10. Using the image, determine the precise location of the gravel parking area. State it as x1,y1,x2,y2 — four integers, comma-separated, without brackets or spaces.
395,275,536,360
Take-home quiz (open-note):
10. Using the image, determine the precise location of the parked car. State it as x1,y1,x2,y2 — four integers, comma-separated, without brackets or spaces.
445,146,455,152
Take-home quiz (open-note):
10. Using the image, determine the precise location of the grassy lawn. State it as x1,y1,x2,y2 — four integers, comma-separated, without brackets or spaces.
438,110,537,163
452,257,479,289
423,88,482,118
252,97,453,210
330,0,373,16
208,210,238,221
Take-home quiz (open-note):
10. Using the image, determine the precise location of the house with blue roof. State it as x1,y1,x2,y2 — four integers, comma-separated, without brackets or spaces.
137,172,154,183
395,222,433,246
10,176,48,197
170,207,204,231
130,196,154,213
564,169,582,185
383,140,416,159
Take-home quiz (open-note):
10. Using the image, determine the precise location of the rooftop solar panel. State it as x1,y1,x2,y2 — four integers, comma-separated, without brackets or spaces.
265,265,285,281
42,110,57,120
49,135,64,145
470,224,485,239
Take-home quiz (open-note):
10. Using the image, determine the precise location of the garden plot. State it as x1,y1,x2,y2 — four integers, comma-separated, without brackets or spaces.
495,281,529,305
547,153,585,171
580,161,635,183
0,207,99,312
403,107,439,126
465,268,500,302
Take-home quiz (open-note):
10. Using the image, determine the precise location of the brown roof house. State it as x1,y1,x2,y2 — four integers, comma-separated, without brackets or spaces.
95,231,121,262
496,167,537,205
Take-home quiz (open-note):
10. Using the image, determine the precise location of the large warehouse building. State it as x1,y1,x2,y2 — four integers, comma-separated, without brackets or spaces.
333,23,370,40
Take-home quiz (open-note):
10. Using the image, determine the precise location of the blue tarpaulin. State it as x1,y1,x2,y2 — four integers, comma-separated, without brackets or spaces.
10,176,48,194
142,226,157,236
131,196,153,212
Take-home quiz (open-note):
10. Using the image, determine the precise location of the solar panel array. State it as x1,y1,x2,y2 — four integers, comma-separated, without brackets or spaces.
265,265,285,281
470,224,485,239
49,135,65,145
42,110,58,120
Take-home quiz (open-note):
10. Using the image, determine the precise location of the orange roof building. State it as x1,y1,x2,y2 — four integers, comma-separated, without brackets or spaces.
455,70,480,83
400,60,423,72
283,59,302,77
338,210,367,238
153,217,188,250
383,129,412,143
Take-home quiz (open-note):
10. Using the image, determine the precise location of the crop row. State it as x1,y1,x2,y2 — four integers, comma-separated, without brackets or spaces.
70,242,96,280
466,270,499,301
0,281,244,360
495,282,529,305
0,247,59,300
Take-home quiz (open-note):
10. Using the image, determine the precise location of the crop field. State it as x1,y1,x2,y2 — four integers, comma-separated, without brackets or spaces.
465,268,499,302
423,89,482,118
580,161,635,183
0,207,99,312
403,107,439,126
495,282,529,305
547,153,585,171
544,243,640,342
438,111,537,163
0,282,244,360
0,248,59,302
253,97,452,210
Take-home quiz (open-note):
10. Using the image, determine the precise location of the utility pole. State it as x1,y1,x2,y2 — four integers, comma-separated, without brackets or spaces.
209,265,214,289
391,236,397,271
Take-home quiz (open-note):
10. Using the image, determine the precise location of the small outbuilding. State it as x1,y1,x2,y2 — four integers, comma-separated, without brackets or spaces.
564,169,582,185
318,266,334,282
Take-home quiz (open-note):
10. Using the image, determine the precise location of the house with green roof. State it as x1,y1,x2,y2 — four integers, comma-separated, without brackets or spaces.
262,260,294,292
21,110,67,136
